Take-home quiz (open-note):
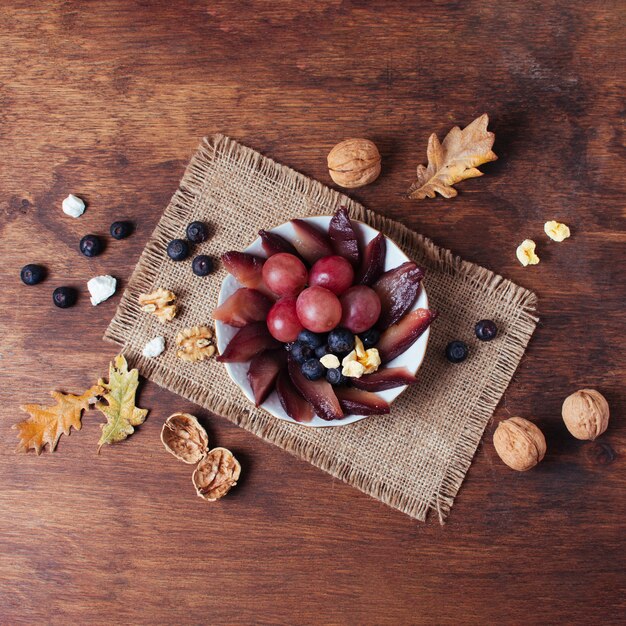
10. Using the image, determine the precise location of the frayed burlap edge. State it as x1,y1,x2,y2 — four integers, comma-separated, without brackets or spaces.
105,134,538,522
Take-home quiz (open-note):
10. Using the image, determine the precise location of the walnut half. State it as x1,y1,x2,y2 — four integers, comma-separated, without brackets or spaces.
161,413,209,464
138,288,178,323
192,447,241,502
176,326,216,362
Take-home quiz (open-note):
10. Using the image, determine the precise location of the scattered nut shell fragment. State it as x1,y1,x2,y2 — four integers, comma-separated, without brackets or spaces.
192,447,241,501
562,389,609,441
493,417,546,471
138,288,178,323
327,138,381,188
176,326,216,362
161,413,209,464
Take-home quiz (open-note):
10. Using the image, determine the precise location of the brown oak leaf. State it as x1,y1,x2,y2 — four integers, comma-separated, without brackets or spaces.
407,113,497,200
14,385,104,454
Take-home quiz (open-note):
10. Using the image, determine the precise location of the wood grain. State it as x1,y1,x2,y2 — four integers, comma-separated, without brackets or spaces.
1,1,624,624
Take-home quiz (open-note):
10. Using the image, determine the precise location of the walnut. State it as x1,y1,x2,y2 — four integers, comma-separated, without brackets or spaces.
138,288,178,323
327,138,381,188
161,413,209,464
493,417,546,471
192,447,241,502
176,326,216,362
562,389,609,441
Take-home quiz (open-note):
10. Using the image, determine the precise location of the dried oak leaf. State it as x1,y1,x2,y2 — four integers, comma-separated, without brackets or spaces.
407,113,497,200
14,385,104,454
176,325,215,362
96,354,148,451
138,288,178,323
192,447,241,501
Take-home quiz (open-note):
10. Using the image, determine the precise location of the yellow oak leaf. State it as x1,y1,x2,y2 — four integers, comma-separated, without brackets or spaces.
96,354,148,451
14,385,104,454
407,113,498,200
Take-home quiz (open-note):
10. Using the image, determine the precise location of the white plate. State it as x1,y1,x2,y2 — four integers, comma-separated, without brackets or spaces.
215,216,430,427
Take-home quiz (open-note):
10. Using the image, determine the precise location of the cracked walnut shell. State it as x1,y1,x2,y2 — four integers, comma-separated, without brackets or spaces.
192,447,241,501
562,389,609,441
493,417,546,471
138,288,178,323
327,138,381,188
176,326,216,362
161,413,209,464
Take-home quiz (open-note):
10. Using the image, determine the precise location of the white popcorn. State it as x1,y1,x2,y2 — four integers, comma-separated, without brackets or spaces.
516,239,540,267
319,354,340,369
87,275,117,306
142,336,165,358
544,220,571,242
62,194,86,218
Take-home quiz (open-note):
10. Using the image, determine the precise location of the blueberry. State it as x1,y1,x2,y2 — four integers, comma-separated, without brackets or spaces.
301,358,325,381
52,286,77,308
110,221,133,240
186,221,209,243
326,367,347,386
20,264,46,285
291,342,312,364
360,327,380,349
167,239,190,261
445,340,468,363
327,327,355,354
315,344,330,359
192,255,214,276
297,329,325,349
475,319,498,342
80,234,104,257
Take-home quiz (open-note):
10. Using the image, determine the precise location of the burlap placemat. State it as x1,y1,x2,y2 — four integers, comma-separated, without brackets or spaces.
105,135,538,522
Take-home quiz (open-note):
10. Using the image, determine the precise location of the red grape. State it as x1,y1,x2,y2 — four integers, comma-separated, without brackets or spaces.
296,286,342,333
309,255,354,295
262,252,308,297
339,285,381,333
267,297,303,342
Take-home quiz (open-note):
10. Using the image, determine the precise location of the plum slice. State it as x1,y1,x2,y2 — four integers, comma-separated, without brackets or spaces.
373,261,425,330
276,369,314,423
247,349,286,406
334,387,390,416
290,219,334,264
329,207,359,265
351,367,418,392
259,229,301,258
213,288,273,327
287,356,344,421
377,308,438,363
356,233,386,286
221,251,274,298
216,322,281,363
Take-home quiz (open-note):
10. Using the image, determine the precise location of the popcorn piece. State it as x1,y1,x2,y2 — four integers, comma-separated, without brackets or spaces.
354,335,366,358
342,359,366,378
62,194,86,218
138,288,178,323
87,275,116,305
320,354,341,369
142,336,165,358
361,348,381,374
516,239,540,267
544,220,571,242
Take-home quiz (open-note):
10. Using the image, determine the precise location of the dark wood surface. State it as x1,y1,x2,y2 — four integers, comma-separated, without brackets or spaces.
1,2,624,624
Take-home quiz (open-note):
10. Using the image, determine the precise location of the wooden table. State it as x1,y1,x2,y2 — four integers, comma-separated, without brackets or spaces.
1,2,624,624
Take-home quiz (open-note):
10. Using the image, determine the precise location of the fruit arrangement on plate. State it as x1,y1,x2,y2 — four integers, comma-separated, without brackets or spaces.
213,208,437,426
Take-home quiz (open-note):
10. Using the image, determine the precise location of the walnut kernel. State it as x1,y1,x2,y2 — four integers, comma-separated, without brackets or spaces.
192,447,241,501
493,417,546,471
138,288,178,323
161,413,209,464
562,389,609,441
176,326,216,362
327,138,381,188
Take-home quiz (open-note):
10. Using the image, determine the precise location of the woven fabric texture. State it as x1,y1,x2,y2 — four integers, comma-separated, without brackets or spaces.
105,135,538,522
